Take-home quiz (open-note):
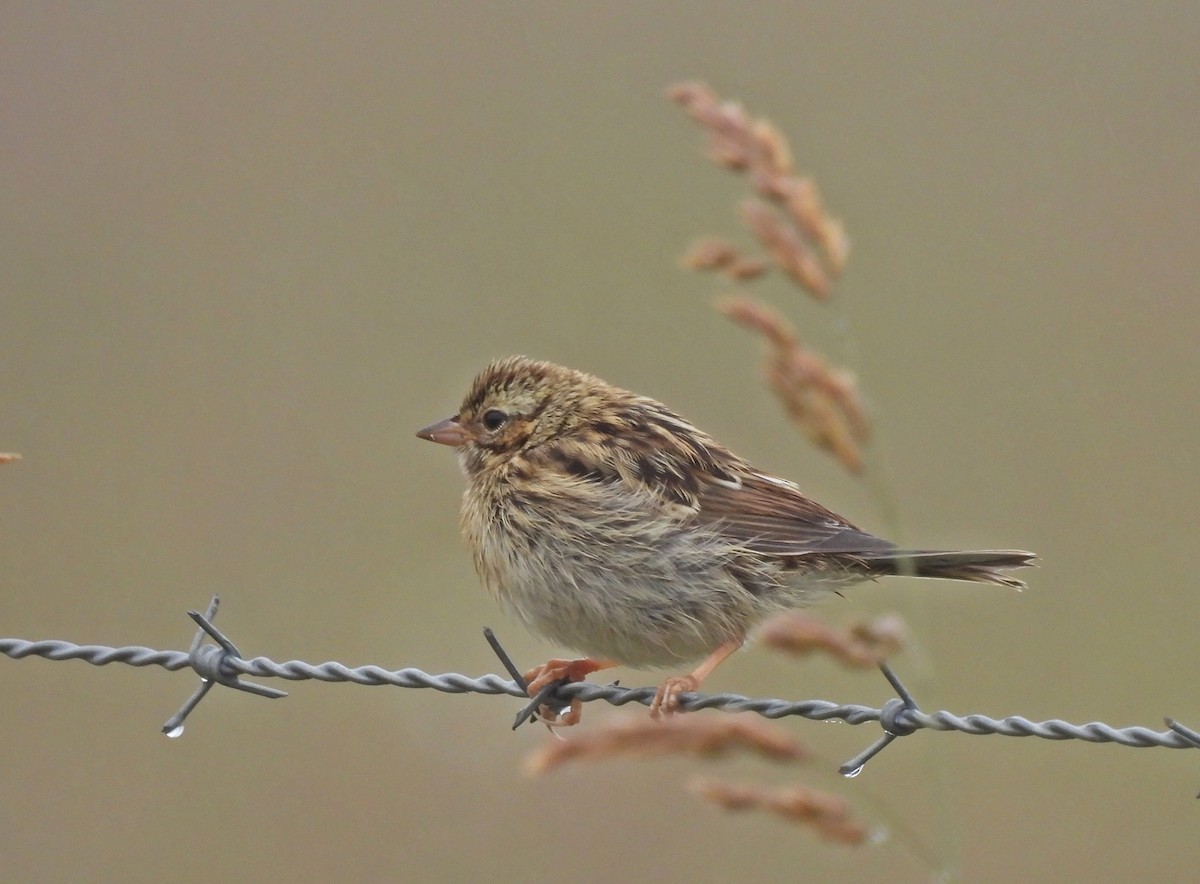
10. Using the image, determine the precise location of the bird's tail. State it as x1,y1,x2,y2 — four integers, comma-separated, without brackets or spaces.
860,549,1036,590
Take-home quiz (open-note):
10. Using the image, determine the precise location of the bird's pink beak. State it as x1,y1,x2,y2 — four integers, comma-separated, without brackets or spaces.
416,416,469,447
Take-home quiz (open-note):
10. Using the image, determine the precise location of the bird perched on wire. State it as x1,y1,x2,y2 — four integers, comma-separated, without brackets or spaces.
418,356,1033,724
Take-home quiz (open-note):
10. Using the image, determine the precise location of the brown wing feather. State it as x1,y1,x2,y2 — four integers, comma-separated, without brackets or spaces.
533,397,896,557
693,472,897,555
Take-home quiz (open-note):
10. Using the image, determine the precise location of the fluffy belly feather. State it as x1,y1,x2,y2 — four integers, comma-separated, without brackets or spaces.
472,511,762,667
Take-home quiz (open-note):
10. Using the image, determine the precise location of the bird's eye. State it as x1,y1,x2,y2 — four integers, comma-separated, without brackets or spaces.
482,409,508,431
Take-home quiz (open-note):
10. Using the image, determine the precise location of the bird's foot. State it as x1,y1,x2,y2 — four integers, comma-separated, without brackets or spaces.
523,657,614,727
649,674,700,719
647,637,743,719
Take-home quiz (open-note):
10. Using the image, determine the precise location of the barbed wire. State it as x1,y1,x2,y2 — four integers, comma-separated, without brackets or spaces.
3,597,1198,779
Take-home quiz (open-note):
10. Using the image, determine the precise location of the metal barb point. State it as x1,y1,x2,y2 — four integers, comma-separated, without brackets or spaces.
188,596,221,655
162,597,287,737
1164,718,1200,748
511,679,568,731
839,732,898,777
1163,718,1200,796
483,628,528,691
838,663,921,776
879,661,919,709
482,628,551,730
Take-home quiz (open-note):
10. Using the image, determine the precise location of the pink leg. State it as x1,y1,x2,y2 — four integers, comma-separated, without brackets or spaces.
650,638,742,719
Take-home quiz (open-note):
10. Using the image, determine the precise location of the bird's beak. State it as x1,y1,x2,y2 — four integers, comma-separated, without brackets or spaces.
416,416,469,447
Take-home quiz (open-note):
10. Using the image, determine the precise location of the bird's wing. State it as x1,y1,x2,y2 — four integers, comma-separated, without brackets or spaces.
691,470,896,555
529,411,892,556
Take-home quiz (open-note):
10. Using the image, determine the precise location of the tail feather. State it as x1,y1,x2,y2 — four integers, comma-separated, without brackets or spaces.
861,549,1036,590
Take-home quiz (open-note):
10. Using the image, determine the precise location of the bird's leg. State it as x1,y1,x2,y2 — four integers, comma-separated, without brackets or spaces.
523,657,616,727
650,638,743,719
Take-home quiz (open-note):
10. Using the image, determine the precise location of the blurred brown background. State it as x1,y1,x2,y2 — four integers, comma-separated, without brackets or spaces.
3,4,1198,881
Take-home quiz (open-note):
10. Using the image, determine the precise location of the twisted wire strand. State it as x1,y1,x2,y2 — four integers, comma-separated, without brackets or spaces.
1,639,190,670
2,635,1195,751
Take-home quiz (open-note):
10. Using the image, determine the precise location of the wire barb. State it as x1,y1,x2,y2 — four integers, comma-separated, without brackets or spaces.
1164,717,1200,748
161,595,287,737
838,664,921,776
481,628,546,729
483,627,528,690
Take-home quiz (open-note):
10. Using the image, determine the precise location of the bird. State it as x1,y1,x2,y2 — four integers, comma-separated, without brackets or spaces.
417,355,1033,723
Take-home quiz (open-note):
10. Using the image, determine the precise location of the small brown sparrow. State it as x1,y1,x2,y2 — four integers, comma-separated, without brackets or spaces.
418,356,1033,723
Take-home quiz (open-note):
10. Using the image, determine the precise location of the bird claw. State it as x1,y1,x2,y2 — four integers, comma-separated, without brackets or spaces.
650,674,700,719
540,697,584,728
523,658,612,727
